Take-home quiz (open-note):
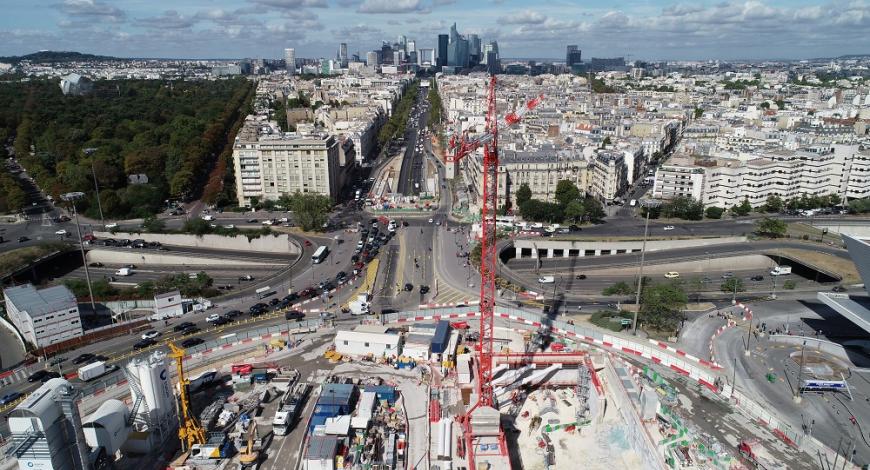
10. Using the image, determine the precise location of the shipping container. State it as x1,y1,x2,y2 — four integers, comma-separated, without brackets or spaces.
430,320,450,354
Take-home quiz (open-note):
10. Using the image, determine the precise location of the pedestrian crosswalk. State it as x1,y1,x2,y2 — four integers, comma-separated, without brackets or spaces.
431,283,475,305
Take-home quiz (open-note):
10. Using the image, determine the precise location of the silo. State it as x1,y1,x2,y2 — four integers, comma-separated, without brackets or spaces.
127,350,175,426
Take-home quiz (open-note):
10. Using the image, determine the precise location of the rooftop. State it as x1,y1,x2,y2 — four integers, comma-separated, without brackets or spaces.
3,284,77,318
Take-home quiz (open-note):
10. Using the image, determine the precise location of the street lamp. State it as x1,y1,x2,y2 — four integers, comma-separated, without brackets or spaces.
794,339,807,403
632,199,661,336
61,192,98,319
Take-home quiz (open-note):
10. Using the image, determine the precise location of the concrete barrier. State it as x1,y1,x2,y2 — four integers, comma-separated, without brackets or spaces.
93,231,301,254
85,248,282,266
512,236,748,259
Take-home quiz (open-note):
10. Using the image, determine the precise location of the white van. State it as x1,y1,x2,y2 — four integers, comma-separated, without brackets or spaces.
116,267,133,276
770,265,792,276
538,276,555,284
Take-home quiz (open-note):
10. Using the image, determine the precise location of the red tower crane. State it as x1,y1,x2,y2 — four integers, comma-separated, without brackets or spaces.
445,75,544,466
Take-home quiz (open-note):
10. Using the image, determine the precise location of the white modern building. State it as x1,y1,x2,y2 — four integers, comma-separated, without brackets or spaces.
334,326,402,358
652,156,707,201
154,290,183,319
284,48,296,74
3,284,83,349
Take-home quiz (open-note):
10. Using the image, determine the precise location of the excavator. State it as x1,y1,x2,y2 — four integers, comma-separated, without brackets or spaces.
238,419,260,468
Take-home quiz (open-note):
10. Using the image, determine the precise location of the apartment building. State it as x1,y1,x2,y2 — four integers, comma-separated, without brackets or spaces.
233,126,341,207
590,151,628,203
497,147,590,208
3,284,83,349
652,156,707,201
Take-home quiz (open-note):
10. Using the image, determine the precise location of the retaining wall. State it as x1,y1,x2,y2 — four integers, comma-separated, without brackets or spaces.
93,231,301,254
512,236,748,259
86,249,281,266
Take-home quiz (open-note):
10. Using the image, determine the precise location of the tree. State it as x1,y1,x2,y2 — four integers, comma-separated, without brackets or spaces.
660,196,704,221
141,216,165,233
554,180,581,207
583,197,606,223
775,99,785,109
183,218,212,235
564,200,586,224
639,282,688,332
720,278,745,294
286,192,333,231
732,198,752,216
640,205,661,219
763,195,783,213
755,216,787,238
687,277,705,303
515,183,532,207
705,206,724,219
760,101,770,109
602,281,633,296
694,107,704,119
519,199,563,223
849,198,870,214
602,136,612,147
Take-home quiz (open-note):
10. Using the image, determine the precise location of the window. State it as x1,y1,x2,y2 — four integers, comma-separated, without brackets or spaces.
364,342,370,347
343,340,348,345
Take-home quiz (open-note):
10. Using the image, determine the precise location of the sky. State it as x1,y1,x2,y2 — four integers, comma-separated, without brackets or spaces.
1,0,869,61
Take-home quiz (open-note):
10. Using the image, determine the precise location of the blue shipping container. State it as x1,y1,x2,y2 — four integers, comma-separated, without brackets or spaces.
364,385,397,404
430,320,451,354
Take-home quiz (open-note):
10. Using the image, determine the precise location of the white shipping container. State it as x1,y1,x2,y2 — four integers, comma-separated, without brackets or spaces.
78,361,106,381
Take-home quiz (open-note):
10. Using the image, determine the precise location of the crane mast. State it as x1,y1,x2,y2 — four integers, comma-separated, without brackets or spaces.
446,74,544,466
168,342,207,452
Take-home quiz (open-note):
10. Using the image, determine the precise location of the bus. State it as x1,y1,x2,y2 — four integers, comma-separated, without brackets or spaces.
255,286,274,299
312,246,329,264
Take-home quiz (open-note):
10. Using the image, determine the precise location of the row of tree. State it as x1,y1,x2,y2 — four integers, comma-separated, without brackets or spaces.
65,271,219,301
427,79,442,130
641,193,863,222
0,78,253,218
378,81,420,146
513,180,606,224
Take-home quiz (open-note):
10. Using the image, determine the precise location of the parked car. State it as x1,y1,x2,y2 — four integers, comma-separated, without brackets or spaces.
173,322,195,332
17,236,28,242
224,310,242,318
89,262,104,267
28,370,53,383
750,275,764,281
205,313,221,323
182,325,201,335
0,392,23,405
133,339,156,350
72,353,96,365
419,285,430,294
285,310,304,321
141,330,160,340
181,338,205,348
664,271,680,279
721,272,734,279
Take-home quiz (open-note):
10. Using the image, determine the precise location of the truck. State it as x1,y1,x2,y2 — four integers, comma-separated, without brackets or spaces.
78,361,117,381
115,267,133,276
272,382,312,436
270,369,300,393
770,265,792,276
348,293,370,316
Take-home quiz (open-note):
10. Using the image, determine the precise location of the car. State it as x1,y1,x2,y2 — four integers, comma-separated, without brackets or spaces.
351,254,360,263
173,322,196,332
285,310,304,321
124,264,136,269
575,274,587,280
247,218,258,223
404,283,414,292
419,285,430,294
538,276,555,284
141,330,160,340
17,236,28,242
664,271,680,279
304,240,312,247
663,225,675,231
182,325,201,335
238,275,254,281
28,369,52,383
750,275,764,281
133,339,156,350
428,218,434,223
89,262,104,267
832,285,848,293
224,310,242,318
0,392,23,405
269,298,281,306
402,221,409,227
721,272,734,279
206,313,221,323
336,271,347,281
72,353,96,365
283,293,299,302
181,338,205,348
212,316,230,326
48,356,66,367
55,229,67,236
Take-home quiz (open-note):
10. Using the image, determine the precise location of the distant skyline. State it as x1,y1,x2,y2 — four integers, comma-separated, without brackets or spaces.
1,1,869,61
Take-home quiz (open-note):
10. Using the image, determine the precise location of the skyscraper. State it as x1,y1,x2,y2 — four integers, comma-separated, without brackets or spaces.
366,51,379,66
338,43,348,67
484,41,500,74
469,34,481,66
447,23,469,68
437,34,448,68
566,45,582,67
381,43,394,65
284,48,296,74
407,40,416,55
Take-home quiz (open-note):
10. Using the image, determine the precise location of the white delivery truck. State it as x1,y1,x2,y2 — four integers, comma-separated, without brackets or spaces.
115,267,133,276
770,265,792,276
348,293,370,316
78,361,106,381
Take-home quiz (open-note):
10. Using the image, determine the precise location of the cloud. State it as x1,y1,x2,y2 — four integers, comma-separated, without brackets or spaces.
135,10,197,30
357,0,428,14
248,0,328,9
55,0,126,23
334,24,383,38
499,10,547,25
